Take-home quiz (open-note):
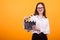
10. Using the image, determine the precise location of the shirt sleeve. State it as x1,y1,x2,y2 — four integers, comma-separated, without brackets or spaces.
45,18,50,34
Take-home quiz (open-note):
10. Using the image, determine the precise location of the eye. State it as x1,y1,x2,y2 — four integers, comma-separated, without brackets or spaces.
37,7,44,9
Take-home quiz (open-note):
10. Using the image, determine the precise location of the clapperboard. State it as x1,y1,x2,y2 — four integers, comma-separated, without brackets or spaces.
24,16,36,31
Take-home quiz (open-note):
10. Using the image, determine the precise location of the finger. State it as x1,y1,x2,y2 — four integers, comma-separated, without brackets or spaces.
24,16,28,20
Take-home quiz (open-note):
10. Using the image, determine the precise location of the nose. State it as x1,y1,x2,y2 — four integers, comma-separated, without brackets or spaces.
39,9,42,11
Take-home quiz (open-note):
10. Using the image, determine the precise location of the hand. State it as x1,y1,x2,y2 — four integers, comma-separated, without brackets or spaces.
24,16,29,21
24,16,28,20
32,25,40,32
35,26,40,31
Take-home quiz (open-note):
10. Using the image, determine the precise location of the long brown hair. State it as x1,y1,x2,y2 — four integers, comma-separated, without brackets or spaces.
34,2,47,18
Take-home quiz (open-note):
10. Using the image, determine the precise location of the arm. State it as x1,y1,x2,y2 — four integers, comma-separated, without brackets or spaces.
45,19,50,35
32,25,40,32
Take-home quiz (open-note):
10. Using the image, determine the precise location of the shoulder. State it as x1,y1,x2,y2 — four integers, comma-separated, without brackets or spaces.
43,17,49,21
45,18,49,24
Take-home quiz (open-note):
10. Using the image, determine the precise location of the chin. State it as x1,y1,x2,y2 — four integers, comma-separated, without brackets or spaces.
39,12,43,14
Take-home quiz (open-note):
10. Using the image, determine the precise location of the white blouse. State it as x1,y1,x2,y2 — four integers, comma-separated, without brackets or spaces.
30,15,50,34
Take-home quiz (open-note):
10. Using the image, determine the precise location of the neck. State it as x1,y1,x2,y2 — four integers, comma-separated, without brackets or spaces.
39,13,43,18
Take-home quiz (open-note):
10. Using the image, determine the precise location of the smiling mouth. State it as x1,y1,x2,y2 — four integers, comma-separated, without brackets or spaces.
39,10,42,12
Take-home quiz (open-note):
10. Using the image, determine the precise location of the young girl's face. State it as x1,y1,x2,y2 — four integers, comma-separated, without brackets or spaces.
37,4,44,14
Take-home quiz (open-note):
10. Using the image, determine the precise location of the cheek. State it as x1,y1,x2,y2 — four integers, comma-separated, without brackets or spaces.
42,9,44,12
40,9,44,13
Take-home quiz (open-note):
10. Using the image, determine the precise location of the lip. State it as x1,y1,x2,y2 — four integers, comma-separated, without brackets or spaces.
39,10,42,12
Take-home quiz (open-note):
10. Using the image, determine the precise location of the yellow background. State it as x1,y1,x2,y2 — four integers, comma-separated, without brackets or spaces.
0,0,60,40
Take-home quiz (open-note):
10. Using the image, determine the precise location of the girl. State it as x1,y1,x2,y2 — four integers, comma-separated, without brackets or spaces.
24,2,50,40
